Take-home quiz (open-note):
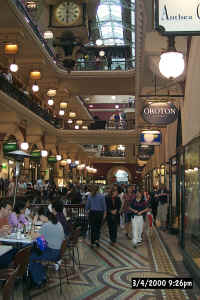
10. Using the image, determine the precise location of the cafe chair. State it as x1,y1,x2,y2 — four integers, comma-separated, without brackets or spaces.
0,246,32,297
36,239,68,295
2,266,20,300
67,226,81,269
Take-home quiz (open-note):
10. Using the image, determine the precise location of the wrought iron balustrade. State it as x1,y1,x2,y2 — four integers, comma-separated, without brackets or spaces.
0,75,57,126
0,75,135,131
75,58,135,71
11,0,56,60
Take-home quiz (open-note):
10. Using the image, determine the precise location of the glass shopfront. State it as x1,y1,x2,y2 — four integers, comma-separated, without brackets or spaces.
184,138,200,269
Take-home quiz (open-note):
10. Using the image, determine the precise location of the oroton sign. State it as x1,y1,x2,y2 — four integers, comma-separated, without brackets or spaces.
142,102,178,125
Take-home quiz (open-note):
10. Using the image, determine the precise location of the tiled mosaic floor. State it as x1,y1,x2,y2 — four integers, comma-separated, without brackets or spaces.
1,226,200,300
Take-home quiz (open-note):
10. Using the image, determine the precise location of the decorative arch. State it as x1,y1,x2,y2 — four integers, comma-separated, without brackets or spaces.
3,125,24,144
107,166,132,183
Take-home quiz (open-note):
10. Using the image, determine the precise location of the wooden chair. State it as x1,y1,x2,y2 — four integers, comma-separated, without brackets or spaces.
0,246,32,298
2,266,20,300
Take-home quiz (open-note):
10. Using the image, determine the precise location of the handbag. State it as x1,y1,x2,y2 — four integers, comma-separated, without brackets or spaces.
33,235,48,255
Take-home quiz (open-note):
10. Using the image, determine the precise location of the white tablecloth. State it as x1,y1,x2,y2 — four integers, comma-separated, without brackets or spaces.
0,245,13,256
0,233,32,244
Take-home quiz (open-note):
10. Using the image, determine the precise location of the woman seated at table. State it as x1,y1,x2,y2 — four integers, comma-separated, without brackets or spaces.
51,200,71,238
29,207,65,288
8,198,28,231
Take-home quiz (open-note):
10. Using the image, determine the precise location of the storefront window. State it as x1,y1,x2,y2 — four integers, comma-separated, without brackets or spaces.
184,139,200,267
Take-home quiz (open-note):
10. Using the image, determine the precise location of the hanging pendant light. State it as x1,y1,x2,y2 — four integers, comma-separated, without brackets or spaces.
20,142,29,151
159,36,185,79
48,99,54,106
32,81,39,92
41,150,48,157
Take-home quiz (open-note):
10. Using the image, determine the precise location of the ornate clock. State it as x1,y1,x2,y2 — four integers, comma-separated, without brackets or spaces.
54,1,81,26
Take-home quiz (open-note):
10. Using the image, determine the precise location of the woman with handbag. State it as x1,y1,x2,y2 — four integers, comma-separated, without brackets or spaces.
106,188,121,246
29,207,64,288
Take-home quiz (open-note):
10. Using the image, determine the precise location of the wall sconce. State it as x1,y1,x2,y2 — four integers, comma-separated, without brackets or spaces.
30,70,41,80
161,165,165,176
48,99,54,106
82,125,88,130
68,119,73,124
60,160,67,166
69,112,76,118
96,39,103,46
5,43,18,55
76,120,83,125
20,142,29,151
47,89,56,97
56,154,62,161
41,150,48,157
26,1,37,9
43,30,53,39
10,58,19,73
159,36,185,79
59,110,65,116
60,102,68,109
75,125,79,130
32,81,39,92
99,50,105,57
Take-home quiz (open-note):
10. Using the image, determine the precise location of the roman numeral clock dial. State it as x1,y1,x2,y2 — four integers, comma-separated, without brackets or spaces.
55,1,81,26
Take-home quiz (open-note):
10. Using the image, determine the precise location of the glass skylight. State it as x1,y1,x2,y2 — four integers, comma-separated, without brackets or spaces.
97,0,124,45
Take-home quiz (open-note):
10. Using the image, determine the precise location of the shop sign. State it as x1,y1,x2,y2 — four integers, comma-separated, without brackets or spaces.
138,154,150,161
142,102,178,125
47,156,57,163
140,130,162,146
30,151,41,160
3,142,18,153
138,145,154,156
155,0,200,35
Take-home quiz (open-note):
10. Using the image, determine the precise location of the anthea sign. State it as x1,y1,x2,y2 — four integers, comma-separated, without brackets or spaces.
155,0,200,35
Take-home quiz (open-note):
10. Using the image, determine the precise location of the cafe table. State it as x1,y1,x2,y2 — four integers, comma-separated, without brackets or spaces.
0,245,13,256
0,233,33,245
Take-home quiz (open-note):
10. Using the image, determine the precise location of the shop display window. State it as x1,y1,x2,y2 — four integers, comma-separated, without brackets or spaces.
184,139,200,267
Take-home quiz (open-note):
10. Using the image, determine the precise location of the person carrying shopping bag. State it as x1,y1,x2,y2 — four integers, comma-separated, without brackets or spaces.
128,191,149,248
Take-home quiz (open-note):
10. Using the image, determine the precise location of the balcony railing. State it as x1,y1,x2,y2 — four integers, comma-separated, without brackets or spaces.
12,0,57,61
0,75,135,130
75,59,135,71
62,119,135,130
0,75,59,127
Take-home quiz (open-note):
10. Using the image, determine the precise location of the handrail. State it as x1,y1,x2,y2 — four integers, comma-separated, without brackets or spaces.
0,75,135,130
75,59,135,71
11,0,56,61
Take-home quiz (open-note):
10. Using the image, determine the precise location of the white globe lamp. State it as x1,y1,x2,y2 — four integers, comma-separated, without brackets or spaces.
41,150,48,157
10,63,18,72
20,142,29,151
159,52,184,79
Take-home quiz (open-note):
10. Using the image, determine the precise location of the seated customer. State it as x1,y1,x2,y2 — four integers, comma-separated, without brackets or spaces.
8,198,28,230
0,199,17,269
52,200,71,238
29,207,64,288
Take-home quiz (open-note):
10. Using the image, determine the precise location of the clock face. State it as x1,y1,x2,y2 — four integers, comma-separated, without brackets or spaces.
55,1,81,26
